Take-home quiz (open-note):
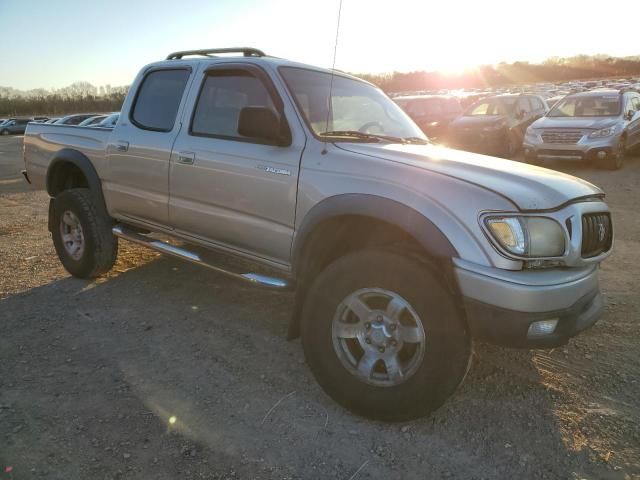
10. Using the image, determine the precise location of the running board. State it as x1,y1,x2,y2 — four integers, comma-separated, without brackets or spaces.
112,225,291,289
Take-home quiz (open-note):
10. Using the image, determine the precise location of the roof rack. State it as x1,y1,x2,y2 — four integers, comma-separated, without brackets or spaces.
166,47,266,60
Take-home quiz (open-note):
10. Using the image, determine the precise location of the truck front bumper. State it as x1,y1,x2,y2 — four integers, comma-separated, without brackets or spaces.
453,258,603,348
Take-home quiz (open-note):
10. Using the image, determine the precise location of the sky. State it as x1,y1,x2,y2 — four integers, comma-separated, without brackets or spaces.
0,0,638,90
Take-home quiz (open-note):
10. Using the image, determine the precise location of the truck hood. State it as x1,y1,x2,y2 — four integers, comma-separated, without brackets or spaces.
336,143,603,210
531,116,618,130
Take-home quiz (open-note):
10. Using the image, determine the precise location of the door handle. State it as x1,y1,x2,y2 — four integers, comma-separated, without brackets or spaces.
115,141,129,152
177,151,195,165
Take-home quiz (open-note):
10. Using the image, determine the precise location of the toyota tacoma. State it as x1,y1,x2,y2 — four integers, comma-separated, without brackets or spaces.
22,48,613,421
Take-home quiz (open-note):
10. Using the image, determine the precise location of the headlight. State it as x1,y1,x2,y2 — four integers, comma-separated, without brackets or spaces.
524,127,540,142
589,125,618,138
485,216,566,258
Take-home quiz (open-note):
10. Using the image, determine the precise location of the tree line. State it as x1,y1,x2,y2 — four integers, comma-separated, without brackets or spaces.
356,55,640,93
0,82,128,117
2,55,640,116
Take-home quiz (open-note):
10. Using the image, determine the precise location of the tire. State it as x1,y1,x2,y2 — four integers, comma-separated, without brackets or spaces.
602,137,626,170
51,188,118,279
301,250,471,421
1,129,8,136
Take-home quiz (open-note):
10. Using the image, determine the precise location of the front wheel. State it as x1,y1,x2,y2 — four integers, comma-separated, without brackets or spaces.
301,250,471,421
51,188,118,279
602,137,626,170
0,129,9,136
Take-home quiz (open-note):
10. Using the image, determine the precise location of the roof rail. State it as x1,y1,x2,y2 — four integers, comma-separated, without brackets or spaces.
166,47,266,60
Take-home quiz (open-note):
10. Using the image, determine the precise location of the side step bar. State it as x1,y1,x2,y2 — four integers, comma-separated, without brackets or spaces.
112,225,291,290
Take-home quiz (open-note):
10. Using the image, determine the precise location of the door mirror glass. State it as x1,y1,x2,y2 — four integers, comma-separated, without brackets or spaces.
237,107,285,145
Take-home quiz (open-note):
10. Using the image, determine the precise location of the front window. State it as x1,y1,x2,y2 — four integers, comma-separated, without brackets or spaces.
279,67,425,141
466,98,516,116
548,95,621,117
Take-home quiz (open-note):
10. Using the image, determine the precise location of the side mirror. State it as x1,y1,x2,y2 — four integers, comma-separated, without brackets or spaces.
238,107,289,146
516,110,525,120
625,110,635,121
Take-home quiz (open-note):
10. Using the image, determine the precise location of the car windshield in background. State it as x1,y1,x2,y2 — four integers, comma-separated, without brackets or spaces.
279,67,426,141
466,98,516,116
399,97,462,116
548,95,621,117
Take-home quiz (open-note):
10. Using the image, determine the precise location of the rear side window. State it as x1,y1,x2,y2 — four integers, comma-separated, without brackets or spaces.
131,69,190,132
190,70,277,140
517,97,531,113
530,97,544,110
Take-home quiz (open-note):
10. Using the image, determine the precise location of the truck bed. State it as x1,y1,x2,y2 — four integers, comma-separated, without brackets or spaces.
23,123,112,191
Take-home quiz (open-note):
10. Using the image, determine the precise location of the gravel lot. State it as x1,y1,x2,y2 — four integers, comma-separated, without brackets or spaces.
1,135,639,479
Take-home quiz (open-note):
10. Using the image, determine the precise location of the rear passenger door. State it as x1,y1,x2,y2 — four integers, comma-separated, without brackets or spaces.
168,63,305,267
105,66,193,227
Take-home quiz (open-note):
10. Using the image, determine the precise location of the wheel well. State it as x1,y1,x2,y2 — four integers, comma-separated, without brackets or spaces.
288,215,458,339
48,161,89,196
296,215,432,282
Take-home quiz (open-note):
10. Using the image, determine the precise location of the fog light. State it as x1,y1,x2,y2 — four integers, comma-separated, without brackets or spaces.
597,151,607,160
527,319,559,338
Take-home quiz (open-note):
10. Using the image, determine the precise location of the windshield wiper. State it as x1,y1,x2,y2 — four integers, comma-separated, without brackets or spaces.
318,130,406,144
401,136,430,145
319,130,430,145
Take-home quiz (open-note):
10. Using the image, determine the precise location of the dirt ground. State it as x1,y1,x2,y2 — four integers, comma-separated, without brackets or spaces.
1,134,638,480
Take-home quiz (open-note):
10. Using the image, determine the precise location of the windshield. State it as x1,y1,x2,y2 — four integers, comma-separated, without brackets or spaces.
465,98,516,116
548,95,621,117
279,67,426,141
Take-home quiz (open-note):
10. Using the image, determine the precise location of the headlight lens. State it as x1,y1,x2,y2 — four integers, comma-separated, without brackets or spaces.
485,216,565,258
589,125,618,138
524,126,540,142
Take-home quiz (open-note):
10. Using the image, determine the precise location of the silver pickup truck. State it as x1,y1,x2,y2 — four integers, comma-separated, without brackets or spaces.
22,47,613,421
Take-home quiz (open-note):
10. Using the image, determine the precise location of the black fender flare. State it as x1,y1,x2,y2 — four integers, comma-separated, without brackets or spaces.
46,148,108,231
287,194,459,340
291,193,458,277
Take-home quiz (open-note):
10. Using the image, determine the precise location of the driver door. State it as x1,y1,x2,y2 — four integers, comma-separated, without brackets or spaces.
168,64,305,266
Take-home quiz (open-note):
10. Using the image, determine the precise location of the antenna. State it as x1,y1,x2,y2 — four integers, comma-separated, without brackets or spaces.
322,0,343,154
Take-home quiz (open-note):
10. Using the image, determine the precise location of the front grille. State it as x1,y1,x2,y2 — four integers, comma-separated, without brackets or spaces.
581,213,612,258
541,129,584,144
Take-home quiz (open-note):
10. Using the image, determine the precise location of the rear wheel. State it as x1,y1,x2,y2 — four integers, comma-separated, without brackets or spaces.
301,250,471,421
51,188,118,278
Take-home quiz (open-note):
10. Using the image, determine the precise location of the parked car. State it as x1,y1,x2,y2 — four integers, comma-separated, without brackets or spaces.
524,89,640,169
1,118,32,135
45,118,61,124
448,94,547,157
394,95,462,142
23,47,613,421
54,114,99,126
92,112,120,129
77,115,108,127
